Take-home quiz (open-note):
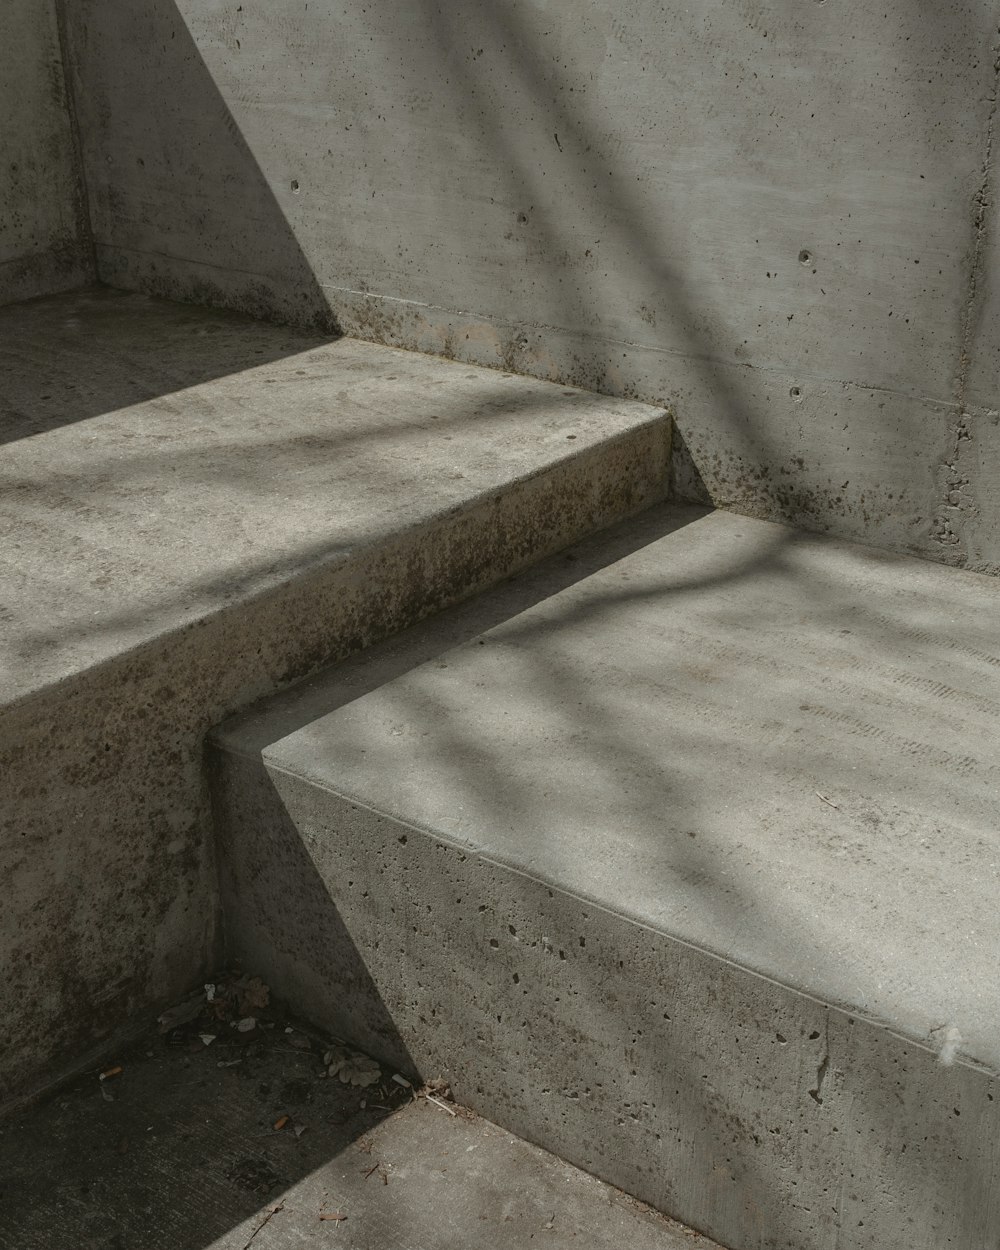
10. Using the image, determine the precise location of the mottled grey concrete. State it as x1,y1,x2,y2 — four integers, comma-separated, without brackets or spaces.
0,1013,718,1250
0,0,92,304
0,288,668,1110
213,505,1000,1250
60,0,1000,568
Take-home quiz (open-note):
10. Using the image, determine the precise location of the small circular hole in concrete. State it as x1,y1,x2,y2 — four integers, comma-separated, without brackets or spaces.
798,249,812,264
290,179,300,193
790,386,803,401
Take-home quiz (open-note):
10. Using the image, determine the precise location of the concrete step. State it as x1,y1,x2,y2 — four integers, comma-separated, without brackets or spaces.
210,503,1000,1250
0,981,721,1250
0,286,669,1107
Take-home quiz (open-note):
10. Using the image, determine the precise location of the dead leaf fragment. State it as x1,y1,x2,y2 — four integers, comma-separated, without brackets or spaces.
336,1054,381,1088
157,997,202,1033
273,1114,290,1131
319,1211,347,1222
237,976,270,1014
323,1045,350,1073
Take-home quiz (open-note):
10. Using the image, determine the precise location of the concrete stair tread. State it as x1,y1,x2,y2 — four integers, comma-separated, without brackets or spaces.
0,286,667,708
217,505,1000,1074
1,284,669,1110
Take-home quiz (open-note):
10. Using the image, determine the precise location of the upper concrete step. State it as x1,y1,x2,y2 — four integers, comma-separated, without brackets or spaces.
1,287,668,708
211,504,1000,1250
0,286,669,1108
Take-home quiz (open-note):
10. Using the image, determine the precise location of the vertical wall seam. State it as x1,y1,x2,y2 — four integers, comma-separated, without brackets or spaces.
52,0,98,284
956,34,1000,412
931,27,1000,560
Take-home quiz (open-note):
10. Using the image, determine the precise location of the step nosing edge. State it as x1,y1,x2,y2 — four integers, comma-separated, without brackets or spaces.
249,751,992,1079
3,416,667,718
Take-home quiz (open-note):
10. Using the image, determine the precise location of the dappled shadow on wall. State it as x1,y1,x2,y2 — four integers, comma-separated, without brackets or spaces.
0,0,346,446
61,0,339,334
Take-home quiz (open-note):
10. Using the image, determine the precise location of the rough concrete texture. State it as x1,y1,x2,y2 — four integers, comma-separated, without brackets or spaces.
0,288,669,1109
61,0,1000,568
0,0,92,304
0,991,718,1250
212,505,1000,1250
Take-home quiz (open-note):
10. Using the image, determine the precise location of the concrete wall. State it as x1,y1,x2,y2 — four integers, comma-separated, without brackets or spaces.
62,0,999,570
0,0,92,304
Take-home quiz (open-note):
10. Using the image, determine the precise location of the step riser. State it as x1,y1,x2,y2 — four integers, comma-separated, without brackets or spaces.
1,417,668,1112
212,756,999,1250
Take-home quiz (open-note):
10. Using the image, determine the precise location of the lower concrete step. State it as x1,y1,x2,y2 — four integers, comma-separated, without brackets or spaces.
211,503,1000,1250
0,286,668,1108
0,984,720,1250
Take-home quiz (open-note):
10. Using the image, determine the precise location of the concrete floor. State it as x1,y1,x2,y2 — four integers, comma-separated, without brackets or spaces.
0,984,718,1250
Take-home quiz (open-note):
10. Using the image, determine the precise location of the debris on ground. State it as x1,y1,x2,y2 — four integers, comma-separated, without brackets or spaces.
236,976,270,1015
125,972,413,1143
418,1077,458,1116
325,1046,381,1088
319,1211,347,1222
240,1199,285,1249
157,996,203,1033
425,1093,457,1116
99,1065,123,1081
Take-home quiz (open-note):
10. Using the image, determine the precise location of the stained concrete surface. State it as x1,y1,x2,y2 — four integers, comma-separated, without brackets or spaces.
0,0,92,304
0,287,669,1108
0,993,718,1250
0,289,668,704
60,0,1000,567
213,504,1000,1249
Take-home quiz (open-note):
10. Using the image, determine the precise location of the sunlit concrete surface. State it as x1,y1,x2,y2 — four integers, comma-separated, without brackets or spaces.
0,286,669,1109
214,504,1000,1249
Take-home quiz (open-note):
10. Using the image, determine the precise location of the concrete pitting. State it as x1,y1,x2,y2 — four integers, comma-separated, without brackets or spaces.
0,288,669,1111
212,504,1000,1250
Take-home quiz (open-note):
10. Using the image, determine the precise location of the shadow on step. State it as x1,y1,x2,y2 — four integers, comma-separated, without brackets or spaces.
0,286,338,448
208,502,1000,1250
0,997,406,1250
3,0,344,449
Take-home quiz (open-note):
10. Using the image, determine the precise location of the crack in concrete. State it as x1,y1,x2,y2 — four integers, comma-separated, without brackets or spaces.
933,27,1000,557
